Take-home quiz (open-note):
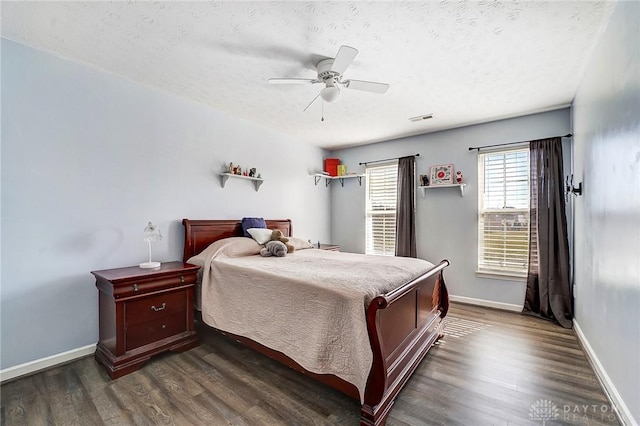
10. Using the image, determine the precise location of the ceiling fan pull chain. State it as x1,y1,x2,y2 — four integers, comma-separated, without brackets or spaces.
321,101,324,122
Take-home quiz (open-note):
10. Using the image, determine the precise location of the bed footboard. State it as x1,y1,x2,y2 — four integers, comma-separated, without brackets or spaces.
361,260,450,426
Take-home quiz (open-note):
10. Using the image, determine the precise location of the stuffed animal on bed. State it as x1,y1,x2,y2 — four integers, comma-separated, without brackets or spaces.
260,240,288,257
270,230,295,253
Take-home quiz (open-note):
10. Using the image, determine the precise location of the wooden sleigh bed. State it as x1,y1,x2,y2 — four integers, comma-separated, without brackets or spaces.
182,218,450,425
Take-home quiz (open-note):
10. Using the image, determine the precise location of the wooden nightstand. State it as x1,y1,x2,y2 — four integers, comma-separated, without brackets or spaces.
319,244,340,251
91,261,200,379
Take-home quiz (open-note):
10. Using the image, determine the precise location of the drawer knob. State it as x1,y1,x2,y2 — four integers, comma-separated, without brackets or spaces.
151,303,166,312
180,275,185,283
162,325,166,329
132,284,139,292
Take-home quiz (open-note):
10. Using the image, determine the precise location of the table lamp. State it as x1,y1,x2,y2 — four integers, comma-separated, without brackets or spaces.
139,221,162,268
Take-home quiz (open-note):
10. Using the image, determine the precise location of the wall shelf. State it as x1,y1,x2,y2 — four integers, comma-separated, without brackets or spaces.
220,173,263,191
311,173,365,187
418,183,466,197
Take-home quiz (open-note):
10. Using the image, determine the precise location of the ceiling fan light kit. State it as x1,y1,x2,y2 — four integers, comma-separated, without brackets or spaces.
268,45,389,112
320,79,341,103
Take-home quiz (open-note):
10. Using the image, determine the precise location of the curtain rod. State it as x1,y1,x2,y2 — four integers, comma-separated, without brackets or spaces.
359,153,420,166
468,134,573,151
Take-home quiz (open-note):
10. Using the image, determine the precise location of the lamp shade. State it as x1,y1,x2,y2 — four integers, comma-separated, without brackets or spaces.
320,85,341,103
143,222,162,243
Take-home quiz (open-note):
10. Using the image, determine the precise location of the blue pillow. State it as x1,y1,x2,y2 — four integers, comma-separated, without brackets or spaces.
241,217,267,237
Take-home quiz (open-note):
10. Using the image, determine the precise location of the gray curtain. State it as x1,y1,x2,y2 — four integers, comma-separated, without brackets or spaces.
395,156,417,257
523,137,573,328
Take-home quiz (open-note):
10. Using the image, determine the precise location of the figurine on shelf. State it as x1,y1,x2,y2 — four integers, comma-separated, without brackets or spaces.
228,162,234,174
420,174,429,186
456,170,463,184
249,168,256,177
236,166,242,175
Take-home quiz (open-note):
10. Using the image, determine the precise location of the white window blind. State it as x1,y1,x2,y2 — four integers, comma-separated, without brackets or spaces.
366,162,398,256
477,148,530,276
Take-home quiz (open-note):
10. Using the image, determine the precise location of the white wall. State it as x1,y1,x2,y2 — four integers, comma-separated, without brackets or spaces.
1,39,331,370
572,0,640,423
329,109,571,307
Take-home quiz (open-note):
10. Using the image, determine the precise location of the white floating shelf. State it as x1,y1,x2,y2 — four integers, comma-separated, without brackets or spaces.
418,183,466,197
311,173,365,187
220,173,263,192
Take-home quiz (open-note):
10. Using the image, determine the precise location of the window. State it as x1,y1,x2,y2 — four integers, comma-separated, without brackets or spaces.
477,148,530,277
366,162,398,255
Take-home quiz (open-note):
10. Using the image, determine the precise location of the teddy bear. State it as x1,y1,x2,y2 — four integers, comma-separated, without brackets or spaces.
260,240,287,257
270,229,295,253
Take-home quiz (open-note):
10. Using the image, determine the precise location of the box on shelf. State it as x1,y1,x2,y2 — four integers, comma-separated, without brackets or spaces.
324,158,340,177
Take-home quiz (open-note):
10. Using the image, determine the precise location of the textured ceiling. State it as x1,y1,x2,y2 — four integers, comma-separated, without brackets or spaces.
1,1,615,149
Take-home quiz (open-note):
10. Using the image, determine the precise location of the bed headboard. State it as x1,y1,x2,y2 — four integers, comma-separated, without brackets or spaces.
181,218,293,262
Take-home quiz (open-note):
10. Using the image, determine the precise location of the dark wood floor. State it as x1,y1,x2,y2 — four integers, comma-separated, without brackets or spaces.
1,303,620,425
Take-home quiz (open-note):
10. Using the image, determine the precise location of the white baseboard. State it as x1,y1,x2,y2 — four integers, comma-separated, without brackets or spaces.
573,320,636,426
449,294,523,312
0,343,96,383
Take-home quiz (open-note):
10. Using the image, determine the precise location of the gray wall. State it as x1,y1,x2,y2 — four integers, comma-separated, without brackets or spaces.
330,109,571,307
1,40,331,369
572,0,640,422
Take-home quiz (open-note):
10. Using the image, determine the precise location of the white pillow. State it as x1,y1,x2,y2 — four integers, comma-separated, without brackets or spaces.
247,228,273,244
287,236,314,250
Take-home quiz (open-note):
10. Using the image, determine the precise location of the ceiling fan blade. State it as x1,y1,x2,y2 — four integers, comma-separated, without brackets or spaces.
303,93,321,112
330,45,358,75
268,78,317,85
344,79,390,94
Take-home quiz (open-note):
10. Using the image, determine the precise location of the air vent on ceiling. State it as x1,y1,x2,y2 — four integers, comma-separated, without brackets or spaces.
409,113,433,122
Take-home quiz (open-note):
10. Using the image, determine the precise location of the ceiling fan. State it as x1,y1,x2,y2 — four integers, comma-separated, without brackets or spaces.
268,45,390,111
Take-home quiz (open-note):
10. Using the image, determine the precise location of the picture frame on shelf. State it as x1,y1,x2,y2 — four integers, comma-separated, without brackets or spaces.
429,164,454,185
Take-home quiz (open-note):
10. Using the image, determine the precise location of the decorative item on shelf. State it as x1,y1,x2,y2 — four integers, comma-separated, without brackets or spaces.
324,158,341,177
565,174,583,197
419,174,430,186
225,162,259,179
456,170,463,184
140,222,162,269
429,164,454,185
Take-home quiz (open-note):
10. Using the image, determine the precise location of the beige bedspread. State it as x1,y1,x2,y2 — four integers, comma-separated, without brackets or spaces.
189,237,435,402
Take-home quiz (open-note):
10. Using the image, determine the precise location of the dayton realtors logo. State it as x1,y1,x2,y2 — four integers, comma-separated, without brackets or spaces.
529,399,559,425
529,399,617,424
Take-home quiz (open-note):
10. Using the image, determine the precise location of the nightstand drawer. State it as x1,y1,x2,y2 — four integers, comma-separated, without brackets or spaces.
125,291,187,326
114,273,196,299
126,313,187,351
